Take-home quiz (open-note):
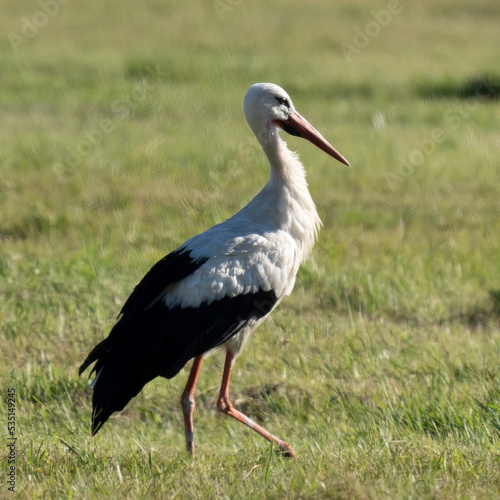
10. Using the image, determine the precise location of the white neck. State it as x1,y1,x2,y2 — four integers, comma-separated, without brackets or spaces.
240,127,322,262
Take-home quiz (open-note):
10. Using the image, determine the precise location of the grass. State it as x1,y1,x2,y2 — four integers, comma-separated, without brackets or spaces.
1,0,500,497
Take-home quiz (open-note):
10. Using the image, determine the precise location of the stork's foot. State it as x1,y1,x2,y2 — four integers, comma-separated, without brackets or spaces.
276,441,297,458
217,393,297,458
185,433,195,455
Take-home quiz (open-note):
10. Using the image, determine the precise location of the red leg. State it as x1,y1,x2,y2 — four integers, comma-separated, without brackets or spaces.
216,350,296,458
181,355,203,454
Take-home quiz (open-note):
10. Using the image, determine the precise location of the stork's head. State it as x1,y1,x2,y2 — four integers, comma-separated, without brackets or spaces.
244,83,350,167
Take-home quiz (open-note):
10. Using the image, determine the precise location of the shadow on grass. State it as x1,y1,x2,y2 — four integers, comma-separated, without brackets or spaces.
438,289,500,331
414,73,500,100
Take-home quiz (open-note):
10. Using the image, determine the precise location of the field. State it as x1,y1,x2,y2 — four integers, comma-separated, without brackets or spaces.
1,0,500,498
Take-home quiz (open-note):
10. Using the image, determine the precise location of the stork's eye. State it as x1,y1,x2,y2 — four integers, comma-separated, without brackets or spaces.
275,96,289,107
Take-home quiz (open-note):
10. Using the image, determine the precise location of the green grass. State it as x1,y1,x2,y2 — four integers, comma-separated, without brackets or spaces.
1,0,500,497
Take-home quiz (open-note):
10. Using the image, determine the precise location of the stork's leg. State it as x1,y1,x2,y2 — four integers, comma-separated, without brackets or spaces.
181,355,203,454
216,350,296,458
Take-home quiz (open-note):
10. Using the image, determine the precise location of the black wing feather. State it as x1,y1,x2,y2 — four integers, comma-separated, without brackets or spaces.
119,247,209,318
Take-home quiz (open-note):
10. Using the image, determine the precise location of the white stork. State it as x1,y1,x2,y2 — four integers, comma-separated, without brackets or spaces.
80,82,350,457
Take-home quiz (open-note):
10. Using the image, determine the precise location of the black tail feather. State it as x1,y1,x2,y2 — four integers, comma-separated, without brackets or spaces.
79,337,110,377
81,331,159,434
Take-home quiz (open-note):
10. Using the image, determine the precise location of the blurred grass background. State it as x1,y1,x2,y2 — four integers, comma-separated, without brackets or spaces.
1,0,499,498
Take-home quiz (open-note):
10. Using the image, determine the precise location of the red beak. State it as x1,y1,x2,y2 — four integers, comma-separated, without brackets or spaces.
284,111,350,167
